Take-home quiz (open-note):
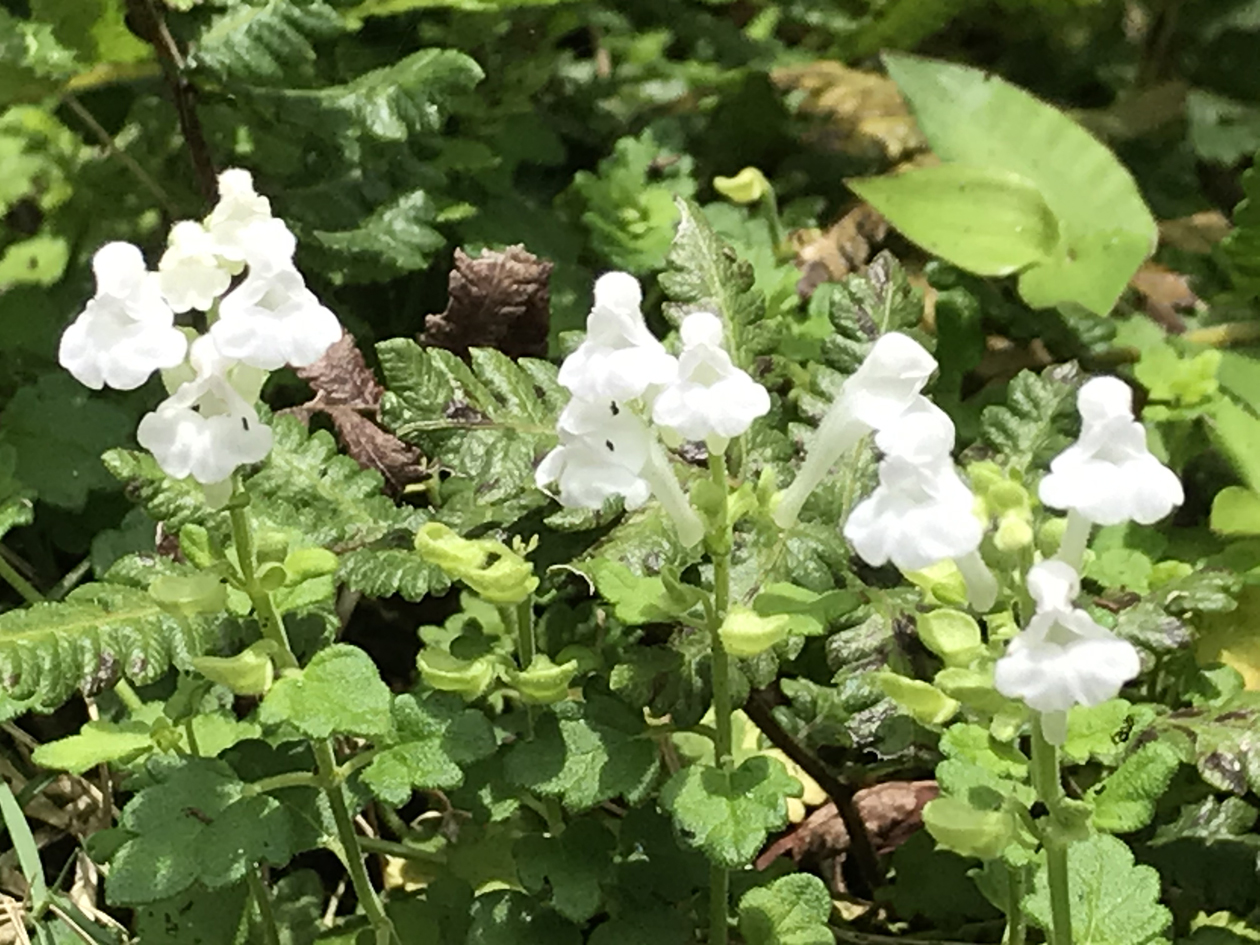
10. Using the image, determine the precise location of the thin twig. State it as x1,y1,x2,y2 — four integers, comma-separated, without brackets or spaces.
744,688,884,899
124,0,217,201
61,95,177,216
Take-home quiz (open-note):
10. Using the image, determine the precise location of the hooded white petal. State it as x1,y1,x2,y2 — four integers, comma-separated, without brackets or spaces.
211,265,341,370
158,221,233,313
557,272,677,402
58,242,187,390
536,401,653,510
844,454,982,571
205,168,274,264
651,311,769,445
136,336,273,487
1038,376,1184,526
994,560,1141,730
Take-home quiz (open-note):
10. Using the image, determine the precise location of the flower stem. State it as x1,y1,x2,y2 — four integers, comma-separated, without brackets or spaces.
228,480,394,945
1055,511,1091,574
707,450,735,945
247,865,281,945
1003,863,1027,945
114,680,144,713
773,399,862,528
1030,716,1074,945
515,597,535,669
0,549,43,605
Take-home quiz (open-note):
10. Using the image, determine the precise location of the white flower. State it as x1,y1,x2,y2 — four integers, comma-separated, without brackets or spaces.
844,455,982,571
874,395,955,464
136,336,273,490
651,311,770,448
536,400,653,510
557,272,678,403
1039,376,1184,527
58,242,188,390
158,221,233,313
210,264,341,370
205,168,274,266
774,332,937,527
994,560,1141,743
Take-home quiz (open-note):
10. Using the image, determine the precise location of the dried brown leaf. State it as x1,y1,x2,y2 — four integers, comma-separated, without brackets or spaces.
772,61,926,161
424,245,552,358
325,406,424,495
1129,261,1198,334
792,203,890,299
755,779,938,870
295,331,383,409
1159,211,1231,254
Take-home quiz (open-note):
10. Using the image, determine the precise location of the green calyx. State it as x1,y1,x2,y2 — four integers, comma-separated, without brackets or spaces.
509,654,580,705
192,640,279,696
414,522,538,605
718,607,791,658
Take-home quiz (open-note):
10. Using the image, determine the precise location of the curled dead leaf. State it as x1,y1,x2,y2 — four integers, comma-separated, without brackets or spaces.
792,203,890,299
424,245,552,359
1129,261,1199,334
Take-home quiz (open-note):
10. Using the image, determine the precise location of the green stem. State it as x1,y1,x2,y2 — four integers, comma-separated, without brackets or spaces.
707,451,734,945
1003,863,1027,945
114,680,144,713
514,597,535,669
247,771,326,795
228,494,298,672
0,549,43,605
315,740,396,945
359,836,445,864
1030,717,1073,945
247,865,281,945
228,480,393,945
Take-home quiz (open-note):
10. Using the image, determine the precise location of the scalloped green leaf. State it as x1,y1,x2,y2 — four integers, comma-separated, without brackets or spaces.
739,873,834,945
259,643,393,740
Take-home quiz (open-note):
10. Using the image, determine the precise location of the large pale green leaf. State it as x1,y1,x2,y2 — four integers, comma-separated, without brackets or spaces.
882,52,1157,315
849,164,1059,276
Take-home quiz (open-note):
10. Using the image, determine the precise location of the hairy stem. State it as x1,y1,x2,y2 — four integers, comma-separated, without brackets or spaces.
247,865,281,945
1003,863,1027,945
743,690,883,897
1030,716,1074,945
707,451,734,945
229,498,298,672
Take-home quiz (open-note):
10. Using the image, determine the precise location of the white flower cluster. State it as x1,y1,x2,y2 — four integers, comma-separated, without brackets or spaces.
775,333,997,611
59,169,342,506
536,273,770,546
991,376,1178,741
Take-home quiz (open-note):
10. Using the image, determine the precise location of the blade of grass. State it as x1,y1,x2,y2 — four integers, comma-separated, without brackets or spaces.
0,781,49,916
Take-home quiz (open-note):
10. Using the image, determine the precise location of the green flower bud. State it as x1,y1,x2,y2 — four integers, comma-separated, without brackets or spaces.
923,797,1016,859
179,524,216,569
1037,516,1068,558
284,547,340,582
987,480,1030,515
417,649,496,700
965,461,1005,497
462,555,539,605
917,609,982,666
256,562,288,592
509,655,579,705
994,512,1034,552
193,640,278,696
255,530,290,564
713,166,770,204
150,573,228,617
415,522,486,574
718,606,791,658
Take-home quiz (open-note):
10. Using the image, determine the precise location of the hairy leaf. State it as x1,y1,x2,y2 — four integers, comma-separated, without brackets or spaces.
1149,693,1260,794
515,818,616,922
505,694,660,811
259,643,393,740
1024,833,1171,945
980,363,1081,475
1088,741,1182,833
660,755,801,868
107,758,297,905
739,873,834,945
819,250,925,374
310,188,447,281
361,692,497,805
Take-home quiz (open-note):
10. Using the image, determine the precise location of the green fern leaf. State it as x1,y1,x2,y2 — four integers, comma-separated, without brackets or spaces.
102,449,215,536
192,0,344,86
378,342,565,526
0,582,228,710
1223,156,1260,299
980,363,1082,476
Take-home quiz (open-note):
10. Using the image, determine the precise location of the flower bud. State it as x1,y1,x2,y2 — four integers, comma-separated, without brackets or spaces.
994,512,1034,552
150,572,228,617
509,655,579,705
255,530,290,564
713,167,770,204
1037,516,1068,558
417,649,496,700
923,797,1017,860
193,640,278,695
284,547,340,582
719,607,791,658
